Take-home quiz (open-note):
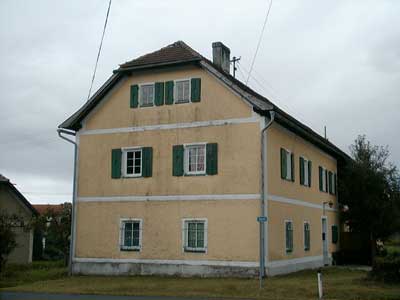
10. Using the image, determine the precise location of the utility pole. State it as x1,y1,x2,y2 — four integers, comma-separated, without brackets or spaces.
230,56,241,78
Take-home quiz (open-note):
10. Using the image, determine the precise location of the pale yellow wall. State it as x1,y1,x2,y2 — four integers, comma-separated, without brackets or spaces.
75,200,259,261
78,123,260,197
83,66,253,131
268,201,339,261
267,123,337,206
266,123,340,262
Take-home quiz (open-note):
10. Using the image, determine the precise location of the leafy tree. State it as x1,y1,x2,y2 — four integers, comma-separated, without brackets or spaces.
339,135,400,261
0,213,25,272
34,203,71,265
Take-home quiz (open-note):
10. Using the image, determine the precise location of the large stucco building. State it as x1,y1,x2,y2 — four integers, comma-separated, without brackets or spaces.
59,41,348,276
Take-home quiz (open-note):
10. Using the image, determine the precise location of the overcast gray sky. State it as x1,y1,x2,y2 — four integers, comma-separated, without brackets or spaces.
1,0,399,204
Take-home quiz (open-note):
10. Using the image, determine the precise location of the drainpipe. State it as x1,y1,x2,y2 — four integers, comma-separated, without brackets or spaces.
57,128,77,276
260,110,275,280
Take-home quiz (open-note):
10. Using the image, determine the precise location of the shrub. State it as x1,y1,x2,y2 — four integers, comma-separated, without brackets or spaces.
370,255,400,283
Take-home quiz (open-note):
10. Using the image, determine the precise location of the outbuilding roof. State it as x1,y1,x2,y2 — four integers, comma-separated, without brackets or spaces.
59,41,349,161
0,174,38,216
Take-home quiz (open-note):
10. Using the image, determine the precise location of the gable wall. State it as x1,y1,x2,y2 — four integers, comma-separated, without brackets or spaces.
83,65,253,131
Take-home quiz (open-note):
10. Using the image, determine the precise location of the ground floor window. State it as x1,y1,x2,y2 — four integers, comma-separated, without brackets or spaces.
285,220,293,253
183,219,207,252
304,222,310,251
120,219,142,251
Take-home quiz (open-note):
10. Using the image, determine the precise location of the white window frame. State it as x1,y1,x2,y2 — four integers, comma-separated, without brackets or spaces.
121,147,143,178
174,78,191,104
139,82,155,107
321,166,327,192
119,218,143,251
331,172,336,195
284,219,294,254
282,148,293,181
301,156,310,187
303,221,311,251
184,143,207,175
182,218,208,253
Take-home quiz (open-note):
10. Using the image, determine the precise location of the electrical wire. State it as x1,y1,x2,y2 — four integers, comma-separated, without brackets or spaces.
87,0,112,101
247,0,273,84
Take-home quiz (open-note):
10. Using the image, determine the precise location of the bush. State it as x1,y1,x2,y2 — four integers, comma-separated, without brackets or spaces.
370,255,400,283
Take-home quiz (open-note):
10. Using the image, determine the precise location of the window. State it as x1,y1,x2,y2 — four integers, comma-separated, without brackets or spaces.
319,166,328,192
140,84,154,106
174,79,190,103
185,144,206,175
120,219,142,251
304,222,310,251
122,148,142,177
285,220,293,253
331,225,339,244
183,219,207,252
300,157,311,187
281,148,294,181
329,172,337,195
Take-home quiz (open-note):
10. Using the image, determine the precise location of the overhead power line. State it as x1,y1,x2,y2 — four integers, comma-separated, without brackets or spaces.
247,0,273,84
87,0,112,101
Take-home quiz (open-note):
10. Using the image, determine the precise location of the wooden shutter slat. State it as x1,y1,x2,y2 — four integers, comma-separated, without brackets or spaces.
165,81,174,105
191,78,201,102
130,85,139,108
111,149,122,178
172,145,184,176
308,160,312,187
206,143,218,175
154,82,164,106
291,153,295,182
319,166,323,191
280,148,287,179
142,147,153,177
300,157,304,185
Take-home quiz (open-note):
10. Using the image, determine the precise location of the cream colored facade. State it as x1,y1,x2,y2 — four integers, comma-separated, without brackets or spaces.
69,63,341,276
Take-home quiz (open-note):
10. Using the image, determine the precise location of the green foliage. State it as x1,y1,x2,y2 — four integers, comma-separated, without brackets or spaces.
339,135,400,257
33,203,71,263
0,213,25,272
0,260,66,288
371,254,400,283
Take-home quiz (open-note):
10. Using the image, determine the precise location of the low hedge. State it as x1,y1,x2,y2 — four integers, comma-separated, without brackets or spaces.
370,254,400,283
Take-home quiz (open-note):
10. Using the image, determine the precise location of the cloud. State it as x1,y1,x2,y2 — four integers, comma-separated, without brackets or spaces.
1,0,399,203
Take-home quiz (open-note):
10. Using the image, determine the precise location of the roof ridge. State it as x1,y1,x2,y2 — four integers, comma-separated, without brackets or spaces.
120,40,201,68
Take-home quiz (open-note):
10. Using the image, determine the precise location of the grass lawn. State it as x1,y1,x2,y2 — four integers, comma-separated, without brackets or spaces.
1,264,400,300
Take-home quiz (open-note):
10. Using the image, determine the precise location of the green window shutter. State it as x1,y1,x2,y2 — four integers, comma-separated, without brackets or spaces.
280,148,287,179
111,149,122,179
334,173,337,195
172,145,184,176
154,82,165,106
165,81,174,105
142,147,153,177
299,157,304,185
325,169,328,192
328,171,333,194
130,85,139,108
319,166,323,191
332,225,339,244
190,78,201,102
291,153,295,182
308,160,312,187
206,143,218,175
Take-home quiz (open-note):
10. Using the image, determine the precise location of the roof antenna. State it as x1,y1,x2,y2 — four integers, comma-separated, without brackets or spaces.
230,56,241,78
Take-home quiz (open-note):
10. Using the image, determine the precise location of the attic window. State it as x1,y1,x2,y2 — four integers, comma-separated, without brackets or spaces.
140,84,154,107
175,79,190,103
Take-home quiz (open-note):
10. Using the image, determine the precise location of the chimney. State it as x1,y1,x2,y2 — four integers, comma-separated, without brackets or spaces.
212,42,231,74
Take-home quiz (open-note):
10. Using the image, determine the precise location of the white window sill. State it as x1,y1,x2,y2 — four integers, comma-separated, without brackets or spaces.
184,247,207,253
120,246,141,252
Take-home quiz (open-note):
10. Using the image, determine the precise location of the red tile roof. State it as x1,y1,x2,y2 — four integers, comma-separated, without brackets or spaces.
33,204,64,215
